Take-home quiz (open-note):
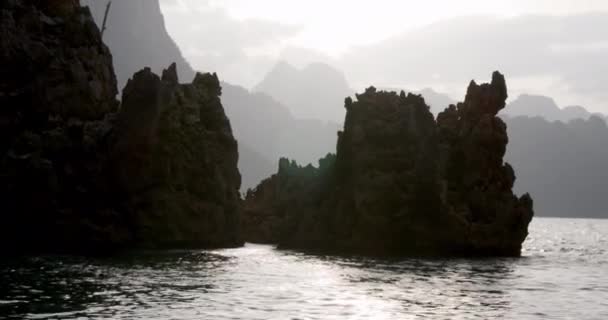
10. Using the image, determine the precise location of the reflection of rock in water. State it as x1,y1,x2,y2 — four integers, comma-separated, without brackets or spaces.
2,224,607,320
244,72,533,257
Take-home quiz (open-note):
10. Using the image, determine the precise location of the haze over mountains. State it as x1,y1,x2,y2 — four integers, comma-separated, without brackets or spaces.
85,0,608,218
221,82,340,189
82,0,195,89
254,61,353,121
339,14,607,107
504,94,608,123
160,1,608,113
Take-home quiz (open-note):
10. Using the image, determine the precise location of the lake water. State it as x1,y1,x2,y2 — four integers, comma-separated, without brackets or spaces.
1,218,607,319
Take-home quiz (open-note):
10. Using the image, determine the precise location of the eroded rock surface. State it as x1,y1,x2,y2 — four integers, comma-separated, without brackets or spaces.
109,64,242,248
0,0,125,252
0,1,242,253
244,72,533,256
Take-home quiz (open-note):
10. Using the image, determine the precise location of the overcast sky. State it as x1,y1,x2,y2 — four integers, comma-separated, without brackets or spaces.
160,0,608,113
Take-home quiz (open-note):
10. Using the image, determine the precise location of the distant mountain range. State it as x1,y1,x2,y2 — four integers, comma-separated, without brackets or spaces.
253,61,353,122
82,0,195,89
250,62,608,218
85,0,608,218
505,115,608,217
503,94,607,123
221,82,340,190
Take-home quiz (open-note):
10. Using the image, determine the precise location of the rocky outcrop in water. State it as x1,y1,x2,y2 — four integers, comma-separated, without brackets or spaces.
244,72,533,256
0,1,242,253
108,64,242,248
435,73,533,255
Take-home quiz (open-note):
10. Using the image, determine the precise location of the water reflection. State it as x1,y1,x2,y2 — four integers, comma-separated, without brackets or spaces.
0,252,231,319
1,218,607,319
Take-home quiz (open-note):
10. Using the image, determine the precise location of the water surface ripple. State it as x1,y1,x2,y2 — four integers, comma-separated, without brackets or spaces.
1,218,607,319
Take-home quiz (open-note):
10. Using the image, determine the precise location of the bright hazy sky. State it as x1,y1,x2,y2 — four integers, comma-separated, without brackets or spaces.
160,0,608,113
163,0,608,55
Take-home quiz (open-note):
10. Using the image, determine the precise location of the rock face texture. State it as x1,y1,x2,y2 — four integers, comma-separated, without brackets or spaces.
244,72,533,256
242,156,336,244
0,1,241,253
0,0,125,252
435,73,533,256
109,64,242,248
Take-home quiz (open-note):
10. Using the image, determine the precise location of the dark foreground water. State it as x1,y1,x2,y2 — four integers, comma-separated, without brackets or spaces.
1,218,607,319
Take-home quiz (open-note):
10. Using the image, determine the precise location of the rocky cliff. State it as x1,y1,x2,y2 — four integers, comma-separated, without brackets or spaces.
109,64,242,248
244,72,533,256
435,73,533,255
0,0,126,252
0,0,241,253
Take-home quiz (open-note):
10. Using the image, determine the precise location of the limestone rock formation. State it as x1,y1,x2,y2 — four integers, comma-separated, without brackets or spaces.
244,72,533,257
0,0,126,253
109,64,242,248
0,1,242,253
242,155,336,244
435,72,533,256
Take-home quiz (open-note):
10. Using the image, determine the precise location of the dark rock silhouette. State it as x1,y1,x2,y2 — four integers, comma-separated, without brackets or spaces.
108,64,242,248
244,72,533,256
435,73,533,255
0,0,125,252
0,1,242,253
242,155,336,244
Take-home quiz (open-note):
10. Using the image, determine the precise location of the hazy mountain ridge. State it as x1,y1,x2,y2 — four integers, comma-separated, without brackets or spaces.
254,61,354,122
222,82,341,190
84,1,340,191
505,114,608,218
82,0,608,218
502,94,608,123
82,0,195,89
339,14,608,112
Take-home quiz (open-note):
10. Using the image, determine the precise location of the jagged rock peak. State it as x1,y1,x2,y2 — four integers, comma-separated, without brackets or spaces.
243,71,533,257
161,63,179,85
462,71,508,117
110,64,242,248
